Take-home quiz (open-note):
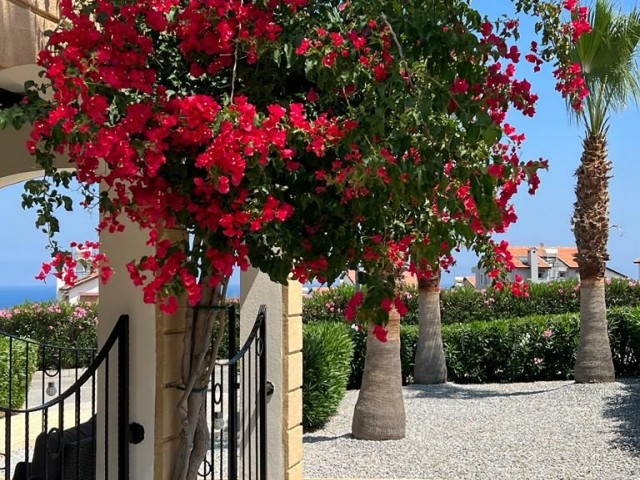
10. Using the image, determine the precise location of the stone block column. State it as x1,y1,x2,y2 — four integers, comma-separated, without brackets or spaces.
241,269,304,480
153,306,187,479
283,282,304,480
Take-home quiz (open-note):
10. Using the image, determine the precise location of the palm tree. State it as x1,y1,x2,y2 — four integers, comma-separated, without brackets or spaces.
569,0,640,382
413,270,447,384
352,308,406,439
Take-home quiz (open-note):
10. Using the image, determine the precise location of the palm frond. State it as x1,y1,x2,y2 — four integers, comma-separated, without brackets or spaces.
570,0,640,135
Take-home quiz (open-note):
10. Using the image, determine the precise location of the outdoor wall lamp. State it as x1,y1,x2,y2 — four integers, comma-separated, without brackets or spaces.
46,381,57,397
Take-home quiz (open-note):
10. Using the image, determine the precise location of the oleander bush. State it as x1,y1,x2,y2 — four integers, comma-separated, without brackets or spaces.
303,278,640,325
303,285,357,324
0,337,39,410
302,322,353,431
335,307,640,389
442,314,580,383
0,301,98,368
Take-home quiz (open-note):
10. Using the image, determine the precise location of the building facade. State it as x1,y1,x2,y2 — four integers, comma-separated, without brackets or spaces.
473,244,628,289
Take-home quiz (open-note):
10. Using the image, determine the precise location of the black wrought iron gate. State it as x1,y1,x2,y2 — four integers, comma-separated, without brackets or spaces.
0,306,266,480
0,314,129,480
199,305,267,480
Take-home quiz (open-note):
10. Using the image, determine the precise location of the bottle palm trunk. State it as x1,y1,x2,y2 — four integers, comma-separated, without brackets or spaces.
413,272,447,384
573,133,615,383
352,309,406,440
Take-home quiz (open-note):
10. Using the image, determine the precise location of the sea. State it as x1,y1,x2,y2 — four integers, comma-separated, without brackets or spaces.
0,284,242,309
0,285,57,309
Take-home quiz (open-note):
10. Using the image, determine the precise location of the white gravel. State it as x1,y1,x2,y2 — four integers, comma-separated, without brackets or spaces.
303,379,640,479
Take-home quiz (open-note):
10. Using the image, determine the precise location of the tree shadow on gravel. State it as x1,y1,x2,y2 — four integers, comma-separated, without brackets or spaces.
405,382,572,400
303,433,351,444
603,378,640,455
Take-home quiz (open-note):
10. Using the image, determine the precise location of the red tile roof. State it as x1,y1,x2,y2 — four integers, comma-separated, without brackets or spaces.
554,247,579,268
506,245,578,269
60,271,100,290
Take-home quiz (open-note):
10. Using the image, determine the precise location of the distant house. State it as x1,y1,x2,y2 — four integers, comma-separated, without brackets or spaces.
454,276,476,289
472,244,628,289
56,252,100,305
56,271,99,305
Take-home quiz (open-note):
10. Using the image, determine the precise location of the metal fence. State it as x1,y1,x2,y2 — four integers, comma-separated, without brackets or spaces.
199,305,267,480
0,314,129,480
0,305,267,480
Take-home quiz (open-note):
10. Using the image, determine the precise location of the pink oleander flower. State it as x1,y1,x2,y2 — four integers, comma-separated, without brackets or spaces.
534,357,543,365
541,329,553,339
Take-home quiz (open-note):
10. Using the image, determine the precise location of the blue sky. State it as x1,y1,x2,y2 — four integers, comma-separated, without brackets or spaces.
0,0,638,290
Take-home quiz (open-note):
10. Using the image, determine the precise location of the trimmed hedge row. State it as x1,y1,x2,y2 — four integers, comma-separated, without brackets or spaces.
303,278,640,325
302,322,353,431
340,307,640,389
0,337,39,411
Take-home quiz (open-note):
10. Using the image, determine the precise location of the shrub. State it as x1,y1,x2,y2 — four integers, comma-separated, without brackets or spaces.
0,337,39,410
303,285,356,324
0,301,98,368
608,307,640,376
346,325,366,390
343,307,640,388
303,322,353,431
303,279,640,326
442,313,580,383
607,279,640,308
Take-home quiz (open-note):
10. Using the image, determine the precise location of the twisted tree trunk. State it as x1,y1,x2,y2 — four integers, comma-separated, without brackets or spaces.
413,271,447,384
172,276,230,480
352,309,405,440
573,133,615,383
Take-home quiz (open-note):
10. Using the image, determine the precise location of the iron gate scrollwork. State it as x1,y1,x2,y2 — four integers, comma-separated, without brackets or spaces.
199,305,267,480
0,315,129,480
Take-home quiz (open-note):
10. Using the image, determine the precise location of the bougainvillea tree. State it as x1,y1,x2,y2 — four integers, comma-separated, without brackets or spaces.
0,0,590,476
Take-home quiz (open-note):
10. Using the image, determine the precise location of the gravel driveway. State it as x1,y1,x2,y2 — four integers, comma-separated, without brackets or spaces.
304,379,640,479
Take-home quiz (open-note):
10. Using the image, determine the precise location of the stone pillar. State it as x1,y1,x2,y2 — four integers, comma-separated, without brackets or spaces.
282,281,304,480
98,218,156,480
153,232,188,480
153,305,187,479
241,268,284,478
240,269,304,480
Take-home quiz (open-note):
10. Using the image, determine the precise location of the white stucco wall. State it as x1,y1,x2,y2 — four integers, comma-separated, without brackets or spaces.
57,275,100,303
98,218,156,480
240,268,284,480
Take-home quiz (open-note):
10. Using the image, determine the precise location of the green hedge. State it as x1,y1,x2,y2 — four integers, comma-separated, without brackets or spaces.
303,322,353,431
0,301,98,368
303,278,640,325
0,337,39,411
340,307,640,388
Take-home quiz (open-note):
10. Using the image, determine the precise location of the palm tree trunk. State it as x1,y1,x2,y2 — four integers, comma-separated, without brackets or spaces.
352,309,406,440
413,272,447,384
573,133,615,383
